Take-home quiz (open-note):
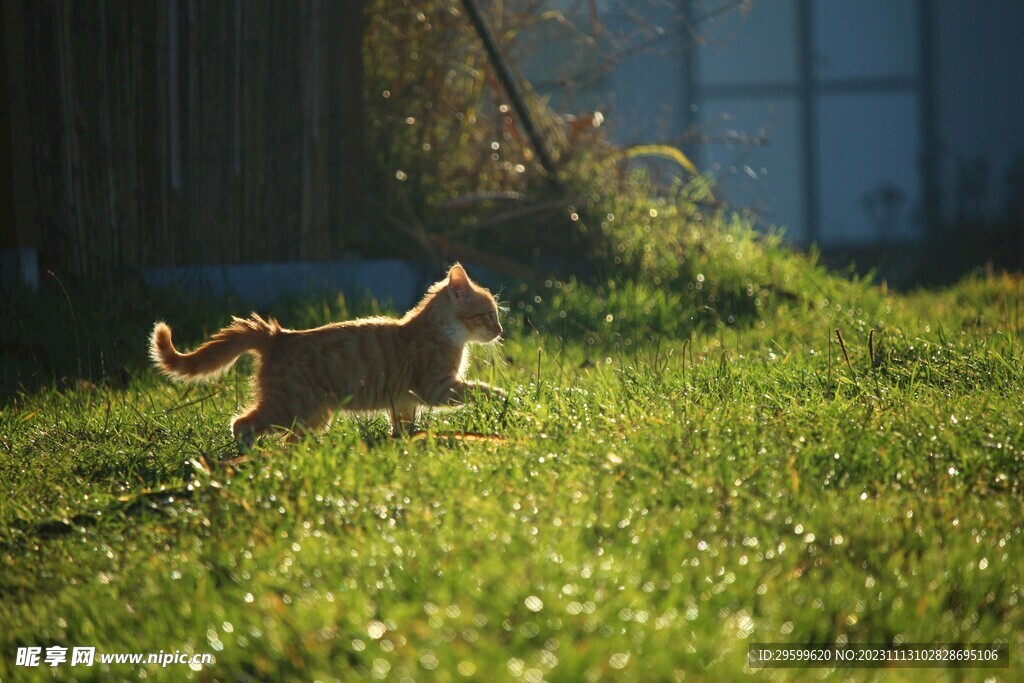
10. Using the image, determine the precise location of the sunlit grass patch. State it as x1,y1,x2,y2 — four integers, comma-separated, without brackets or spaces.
2,263,1023,680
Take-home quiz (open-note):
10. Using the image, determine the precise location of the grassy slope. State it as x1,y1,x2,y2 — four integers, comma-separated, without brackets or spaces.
1,235,1022,681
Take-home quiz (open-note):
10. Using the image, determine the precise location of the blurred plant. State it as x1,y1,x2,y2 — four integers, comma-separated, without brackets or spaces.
364,2,547,263
362,1,730,279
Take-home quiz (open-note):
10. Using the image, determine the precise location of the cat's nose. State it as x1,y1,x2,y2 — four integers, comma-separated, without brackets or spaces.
495,322,503,337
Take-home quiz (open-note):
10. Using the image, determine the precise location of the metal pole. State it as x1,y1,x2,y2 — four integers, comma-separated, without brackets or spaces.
460,0,558,179
797,0,819,247
917,0,940,241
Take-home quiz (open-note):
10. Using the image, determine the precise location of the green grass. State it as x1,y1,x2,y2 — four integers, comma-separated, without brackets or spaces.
2,248,1023,681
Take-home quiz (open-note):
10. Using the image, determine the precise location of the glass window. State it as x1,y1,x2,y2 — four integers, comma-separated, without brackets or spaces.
697,0,799,86
813,0,917,81
699,96,807,241
816,92,921,246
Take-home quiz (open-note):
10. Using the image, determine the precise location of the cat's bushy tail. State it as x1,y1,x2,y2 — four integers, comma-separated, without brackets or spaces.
150,314,279,382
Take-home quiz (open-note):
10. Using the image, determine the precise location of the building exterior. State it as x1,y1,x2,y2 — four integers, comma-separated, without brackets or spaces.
519,0,1024,256
3,2,1021,292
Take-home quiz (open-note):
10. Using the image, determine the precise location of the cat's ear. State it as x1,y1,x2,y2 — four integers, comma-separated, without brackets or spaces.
447,263,471,302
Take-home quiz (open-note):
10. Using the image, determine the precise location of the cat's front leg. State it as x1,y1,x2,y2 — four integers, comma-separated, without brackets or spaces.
468,380,506,402
389,396,420,437
429,377,506,406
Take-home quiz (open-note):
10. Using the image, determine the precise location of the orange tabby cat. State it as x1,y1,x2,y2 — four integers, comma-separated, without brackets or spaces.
150,264,505,445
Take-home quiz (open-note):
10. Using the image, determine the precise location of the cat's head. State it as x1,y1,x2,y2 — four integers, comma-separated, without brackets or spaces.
446,264,503,344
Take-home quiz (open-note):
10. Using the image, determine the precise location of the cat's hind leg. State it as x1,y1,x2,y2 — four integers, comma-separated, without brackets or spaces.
285,407,334,443
232,405,333,447
231,406,276,448
231,399,301,447
388,397,420,437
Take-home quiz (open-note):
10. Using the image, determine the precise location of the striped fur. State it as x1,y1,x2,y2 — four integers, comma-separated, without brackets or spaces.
150,264,505,445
